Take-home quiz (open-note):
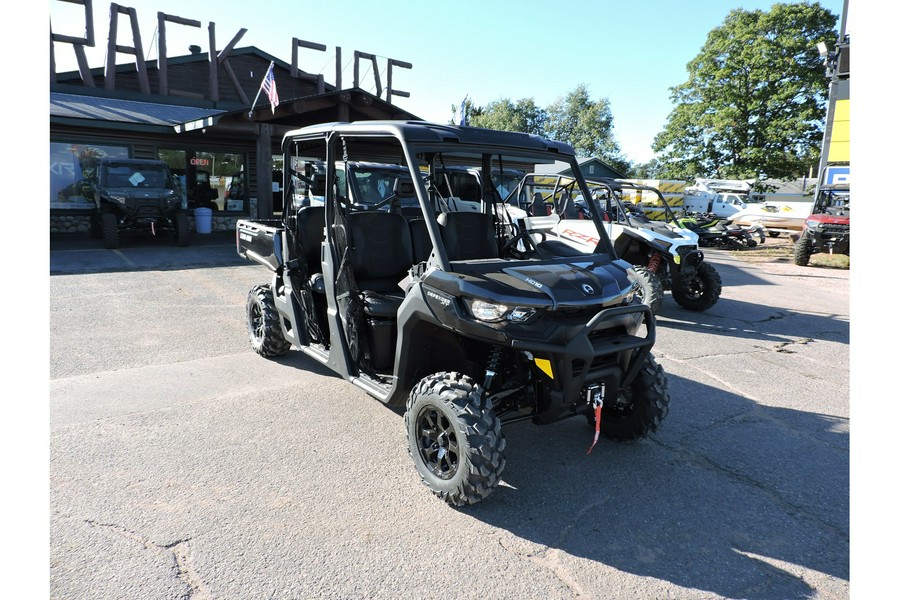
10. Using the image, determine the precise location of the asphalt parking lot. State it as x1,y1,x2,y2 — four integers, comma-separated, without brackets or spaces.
46,232,852,599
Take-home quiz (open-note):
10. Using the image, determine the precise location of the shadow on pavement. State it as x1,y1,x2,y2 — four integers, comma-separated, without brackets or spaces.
50,231,245,275
459,373,848,599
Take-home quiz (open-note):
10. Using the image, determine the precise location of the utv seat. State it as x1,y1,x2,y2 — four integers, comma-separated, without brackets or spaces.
292,206,326,275
347,211,413,318
437,211,498,261
408,218,433,264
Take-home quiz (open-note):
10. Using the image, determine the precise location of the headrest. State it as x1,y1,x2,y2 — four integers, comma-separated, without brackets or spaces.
394,179,416,198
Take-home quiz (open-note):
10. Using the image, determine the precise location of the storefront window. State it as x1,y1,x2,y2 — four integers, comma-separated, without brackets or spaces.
50,142,129,209
159,149,246,212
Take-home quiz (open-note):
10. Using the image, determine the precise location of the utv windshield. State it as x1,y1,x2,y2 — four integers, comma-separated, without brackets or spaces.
410,148,613,261
586,179,680,226
102,164,173,189
816,187,850,213
348,164,417,208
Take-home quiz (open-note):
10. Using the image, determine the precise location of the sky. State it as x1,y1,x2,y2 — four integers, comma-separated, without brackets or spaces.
48,0,847,165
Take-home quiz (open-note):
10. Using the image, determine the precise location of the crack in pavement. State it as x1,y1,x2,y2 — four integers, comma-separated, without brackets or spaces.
646,437,848,540
497,497,612,600
498,537,592,599
770,338,815,353
84,520,212,599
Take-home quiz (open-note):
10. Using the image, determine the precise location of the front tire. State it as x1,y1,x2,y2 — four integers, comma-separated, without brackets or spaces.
89,212,102,239
406,372,506,506
247,284,291,357
793,233,812,266
597,353,670,441
174,212,190,247
672,262,722,311
101,212,120,249
631,266,664,315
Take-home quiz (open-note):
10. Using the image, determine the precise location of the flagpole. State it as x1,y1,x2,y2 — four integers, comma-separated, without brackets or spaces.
248,61,274,119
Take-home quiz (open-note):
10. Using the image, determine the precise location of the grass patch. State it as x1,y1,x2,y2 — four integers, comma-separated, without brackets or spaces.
726,236,849,269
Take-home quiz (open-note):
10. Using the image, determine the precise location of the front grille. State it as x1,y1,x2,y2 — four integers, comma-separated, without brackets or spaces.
570,324,633,378
822,223,849,234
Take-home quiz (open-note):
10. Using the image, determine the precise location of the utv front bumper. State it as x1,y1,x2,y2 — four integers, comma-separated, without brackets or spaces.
810,226,849,255
509,303,655,423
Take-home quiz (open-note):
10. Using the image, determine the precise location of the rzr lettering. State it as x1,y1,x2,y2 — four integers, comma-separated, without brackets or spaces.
562,228,599,245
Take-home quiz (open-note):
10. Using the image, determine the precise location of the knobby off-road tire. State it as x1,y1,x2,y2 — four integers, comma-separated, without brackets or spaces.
406,372,506,506
595,353,670,441
246,284,291,357
672,262,722,311
89,212,102,239
793,233,812,266
174,212,190,247
101,212,120,249
631,266,664,315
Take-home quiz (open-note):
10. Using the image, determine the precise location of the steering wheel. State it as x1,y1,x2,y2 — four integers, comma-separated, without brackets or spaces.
371,194,401,212
501,229,546,259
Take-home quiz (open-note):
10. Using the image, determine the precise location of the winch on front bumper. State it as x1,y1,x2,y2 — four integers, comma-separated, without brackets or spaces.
509,303,655,423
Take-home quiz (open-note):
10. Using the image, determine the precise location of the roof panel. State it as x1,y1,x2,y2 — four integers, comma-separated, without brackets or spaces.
50,92,225,126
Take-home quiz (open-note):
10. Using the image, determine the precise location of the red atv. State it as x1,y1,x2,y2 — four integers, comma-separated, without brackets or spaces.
793,184,849,266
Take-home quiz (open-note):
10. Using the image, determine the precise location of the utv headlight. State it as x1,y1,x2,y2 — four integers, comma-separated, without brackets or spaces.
465,299,537,323
468,299,507,322
805,220,822,229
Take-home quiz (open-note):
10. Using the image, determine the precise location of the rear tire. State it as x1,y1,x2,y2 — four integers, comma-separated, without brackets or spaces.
175,212,190,247
793,234,812,266
672,262,721,311
595,353,670,441
406,372,506,506
101,212,120,249
247,284,291,357
631,266,664,315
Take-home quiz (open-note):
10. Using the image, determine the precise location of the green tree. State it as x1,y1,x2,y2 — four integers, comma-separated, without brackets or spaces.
457,97,547,136
449,85,631,175
632,158,666,179
653,2,837,180
545,84,631,174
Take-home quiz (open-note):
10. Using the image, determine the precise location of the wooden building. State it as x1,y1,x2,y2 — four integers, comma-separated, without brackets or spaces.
50,42,418,234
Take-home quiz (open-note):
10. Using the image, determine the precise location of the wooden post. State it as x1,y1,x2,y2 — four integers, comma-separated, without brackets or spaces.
386,59,412,104
335,46,342,90
49,0,95,86
208,22,218,102
157,12,201,96
256,124,273,218
105,4,150,93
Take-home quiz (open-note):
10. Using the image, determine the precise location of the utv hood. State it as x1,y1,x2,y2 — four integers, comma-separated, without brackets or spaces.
101,187,179,210
495,263,630,308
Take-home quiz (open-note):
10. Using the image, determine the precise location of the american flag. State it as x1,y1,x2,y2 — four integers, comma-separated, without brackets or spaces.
261,63,279,113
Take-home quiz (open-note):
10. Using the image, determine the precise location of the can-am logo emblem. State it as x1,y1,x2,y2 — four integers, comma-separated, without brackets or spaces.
581,284,595,295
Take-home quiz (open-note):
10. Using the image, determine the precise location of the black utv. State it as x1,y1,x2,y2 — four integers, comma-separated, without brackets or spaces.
237,121,670,506
85,158,190,249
